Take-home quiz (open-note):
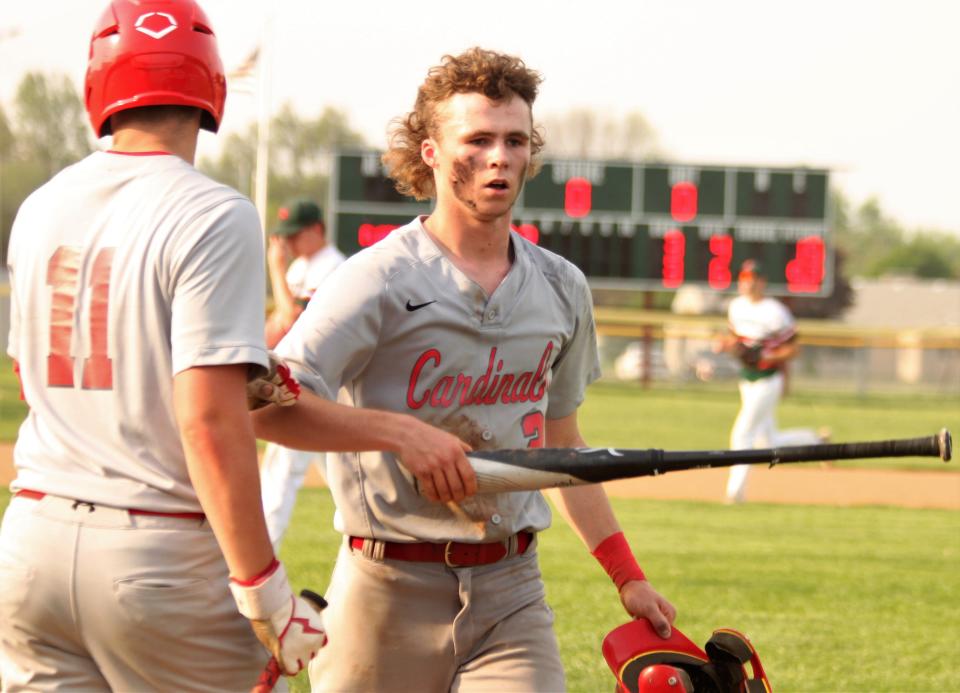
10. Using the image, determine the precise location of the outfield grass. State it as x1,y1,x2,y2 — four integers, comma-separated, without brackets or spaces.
3,488,955,692
283,490,960,692
0,358,26,441
579,380,959,472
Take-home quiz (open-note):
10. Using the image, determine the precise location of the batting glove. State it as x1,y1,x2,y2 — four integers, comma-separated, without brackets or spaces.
229,560,327,675
247,351,301,410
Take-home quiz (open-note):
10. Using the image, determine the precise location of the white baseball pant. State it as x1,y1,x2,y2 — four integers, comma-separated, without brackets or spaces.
259,443,326,549
726,372,821,503
0,494,272,692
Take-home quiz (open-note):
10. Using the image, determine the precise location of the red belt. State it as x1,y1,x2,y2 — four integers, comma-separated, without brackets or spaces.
14,490,206,521
349,531,533,568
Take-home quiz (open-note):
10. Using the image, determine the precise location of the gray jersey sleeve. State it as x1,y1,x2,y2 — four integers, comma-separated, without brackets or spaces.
276,253,384,399
544,263,602,420
169,199,268,375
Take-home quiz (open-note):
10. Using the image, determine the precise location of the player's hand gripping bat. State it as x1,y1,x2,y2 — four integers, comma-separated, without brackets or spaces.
465,428,952,493
251,589,328,693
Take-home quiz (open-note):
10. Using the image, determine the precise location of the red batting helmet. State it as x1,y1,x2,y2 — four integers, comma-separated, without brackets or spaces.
602,619,772,693
84,0,226,137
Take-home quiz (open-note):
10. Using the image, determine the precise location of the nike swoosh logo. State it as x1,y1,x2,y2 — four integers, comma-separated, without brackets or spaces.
406,299,437,312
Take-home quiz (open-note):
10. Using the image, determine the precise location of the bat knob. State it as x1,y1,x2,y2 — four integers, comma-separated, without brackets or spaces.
938,428,952,463
299,588,328,610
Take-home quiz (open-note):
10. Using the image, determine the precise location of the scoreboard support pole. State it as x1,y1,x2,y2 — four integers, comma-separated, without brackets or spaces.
641,291,654,389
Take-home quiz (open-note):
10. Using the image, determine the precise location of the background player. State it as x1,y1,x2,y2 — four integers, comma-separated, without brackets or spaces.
260,199,344,548
0,1,325,689
714,259,828,503
252,47,676,691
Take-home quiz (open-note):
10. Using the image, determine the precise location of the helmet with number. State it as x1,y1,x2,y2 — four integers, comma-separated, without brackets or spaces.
84,0,226,137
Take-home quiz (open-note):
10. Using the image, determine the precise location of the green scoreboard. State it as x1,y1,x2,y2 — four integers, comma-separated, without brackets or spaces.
328,150,833,296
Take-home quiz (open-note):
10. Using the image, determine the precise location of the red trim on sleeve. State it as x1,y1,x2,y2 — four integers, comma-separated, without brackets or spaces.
13,360,24,402
230,557,279,586
591,531,646,589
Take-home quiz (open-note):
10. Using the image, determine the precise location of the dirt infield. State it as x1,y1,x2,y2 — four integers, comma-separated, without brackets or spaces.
2,444,957,509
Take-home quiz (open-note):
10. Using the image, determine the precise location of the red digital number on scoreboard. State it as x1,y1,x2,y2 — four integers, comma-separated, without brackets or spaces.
786,236,825,293
358,223,399,247
511,223,540,244
708,234,733,289
661,229,685,288
564,177,592,218
670,181,698,222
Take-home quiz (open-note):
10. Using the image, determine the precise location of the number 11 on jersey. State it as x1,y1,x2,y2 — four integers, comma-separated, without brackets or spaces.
46,246,115,390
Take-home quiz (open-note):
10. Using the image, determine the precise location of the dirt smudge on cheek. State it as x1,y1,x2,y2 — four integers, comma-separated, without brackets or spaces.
451,158,479,210
452,158,475,187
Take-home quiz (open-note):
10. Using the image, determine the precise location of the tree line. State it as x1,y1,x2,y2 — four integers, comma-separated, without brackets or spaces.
1,72,958,305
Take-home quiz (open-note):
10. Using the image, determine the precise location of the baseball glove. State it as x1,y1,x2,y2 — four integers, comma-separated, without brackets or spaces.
733,342,764,368
247,352,301,410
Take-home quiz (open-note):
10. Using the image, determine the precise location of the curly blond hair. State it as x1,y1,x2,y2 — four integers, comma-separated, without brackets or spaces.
382,47,545,200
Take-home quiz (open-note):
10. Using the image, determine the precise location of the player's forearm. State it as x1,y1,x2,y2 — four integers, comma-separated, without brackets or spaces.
542,413,622,549
548,484,623,551
251,387,421,455
764,340,799,366
174,366,274,581
269,270,300,320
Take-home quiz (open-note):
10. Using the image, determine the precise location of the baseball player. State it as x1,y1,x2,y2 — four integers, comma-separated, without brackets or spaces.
0,1,325,690
252,47,676,691
260,199,345,547
715,259,827,503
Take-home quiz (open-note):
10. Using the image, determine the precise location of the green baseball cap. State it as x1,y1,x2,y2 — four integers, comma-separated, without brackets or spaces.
273,199,323,236
738,258,767,280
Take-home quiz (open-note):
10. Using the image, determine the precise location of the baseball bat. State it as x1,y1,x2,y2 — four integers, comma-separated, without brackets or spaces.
465,428,952,493
251,589,328,693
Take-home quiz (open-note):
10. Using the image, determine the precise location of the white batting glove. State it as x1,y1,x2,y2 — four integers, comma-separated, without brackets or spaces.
229,560,327,675
247,351,301,410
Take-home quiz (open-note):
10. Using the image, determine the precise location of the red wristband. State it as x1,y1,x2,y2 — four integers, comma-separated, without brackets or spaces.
591,532,646,589
230,557,279,587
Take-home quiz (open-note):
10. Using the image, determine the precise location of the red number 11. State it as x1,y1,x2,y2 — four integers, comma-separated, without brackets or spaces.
46,246,115,390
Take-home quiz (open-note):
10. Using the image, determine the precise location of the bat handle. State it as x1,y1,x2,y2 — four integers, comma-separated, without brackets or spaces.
300,589,329,610
250,589,329,693
251,659,282,693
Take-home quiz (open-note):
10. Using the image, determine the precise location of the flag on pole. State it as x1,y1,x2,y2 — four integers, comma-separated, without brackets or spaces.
228,46,260,93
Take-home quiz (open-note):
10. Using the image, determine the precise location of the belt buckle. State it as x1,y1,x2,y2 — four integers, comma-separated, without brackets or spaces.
444,540,509,567
443,541,461,568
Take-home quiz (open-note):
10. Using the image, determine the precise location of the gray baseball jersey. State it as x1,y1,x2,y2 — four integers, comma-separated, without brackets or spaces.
277,215,602,543
6,151,269,513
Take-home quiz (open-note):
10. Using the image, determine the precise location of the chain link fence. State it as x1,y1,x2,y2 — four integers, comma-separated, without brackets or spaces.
596,308,960,398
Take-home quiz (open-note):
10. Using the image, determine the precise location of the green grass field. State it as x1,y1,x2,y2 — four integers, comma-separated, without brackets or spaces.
0,364,957,690
1,488,956,692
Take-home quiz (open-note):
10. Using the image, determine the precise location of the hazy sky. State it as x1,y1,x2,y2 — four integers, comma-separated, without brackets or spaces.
2,0,957,234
